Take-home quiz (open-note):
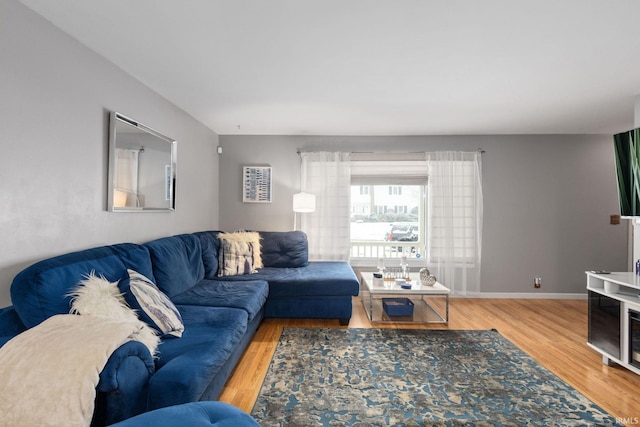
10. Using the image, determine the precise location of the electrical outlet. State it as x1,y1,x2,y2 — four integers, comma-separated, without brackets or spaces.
534,277,541,288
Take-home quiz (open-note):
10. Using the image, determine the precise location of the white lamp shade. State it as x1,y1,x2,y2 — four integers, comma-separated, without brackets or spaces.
293,192,316,213
114,189,128,208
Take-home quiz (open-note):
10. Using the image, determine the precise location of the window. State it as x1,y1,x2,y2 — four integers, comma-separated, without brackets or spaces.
350,184,425,259
349,153,429,261
301,150,482,294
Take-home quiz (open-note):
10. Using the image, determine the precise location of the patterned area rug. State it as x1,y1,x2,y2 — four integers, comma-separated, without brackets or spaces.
251,328,620,426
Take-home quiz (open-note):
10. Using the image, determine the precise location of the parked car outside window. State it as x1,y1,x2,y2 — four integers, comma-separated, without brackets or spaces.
384,223,419,242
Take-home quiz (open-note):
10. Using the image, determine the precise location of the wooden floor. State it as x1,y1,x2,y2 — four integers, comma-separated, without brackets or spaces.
219,297,640,424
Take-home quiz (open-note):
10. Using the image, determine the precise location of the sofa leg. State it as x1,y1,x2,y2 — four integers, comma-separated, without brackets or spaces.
338,318,350,326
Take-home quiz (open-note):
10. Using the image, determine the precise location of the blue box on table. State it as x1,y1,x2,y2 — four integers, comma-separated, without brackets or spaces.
382,298,414,317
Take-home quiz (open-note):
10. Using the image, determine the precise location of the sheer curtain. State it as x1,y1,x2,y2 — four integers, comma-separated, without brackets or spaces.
300,152,351,261
115,148,140,207
426,151,483,295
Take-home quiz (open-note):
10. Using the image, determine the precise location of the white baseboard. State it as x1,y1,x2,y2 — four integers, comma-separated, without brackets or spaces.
452,292,587,299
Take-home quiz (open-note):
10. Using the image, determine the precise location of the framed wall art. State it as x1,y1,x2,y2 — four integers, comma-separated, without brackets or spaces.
242,166,272,203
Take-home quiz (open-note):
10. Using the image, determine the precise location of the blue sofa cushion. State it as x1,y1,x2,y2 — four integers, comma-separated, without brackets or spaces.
149,305,248,408
107,401,260,427
11,245,151,328
171,279,268,323
259,231,308,268
213,262,360,297
194,231,222,279
119,269,184,338
144,234,205,298
10,243,155,328
110,243,157,284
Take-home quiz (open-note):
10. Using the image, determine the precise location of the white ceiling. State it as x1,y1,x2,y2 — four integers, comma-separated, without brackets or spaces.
19,0,640,136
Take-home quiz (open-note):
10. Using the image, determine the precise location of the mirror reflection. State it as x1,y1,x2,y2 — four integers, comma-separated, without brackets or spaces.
108,112,176,212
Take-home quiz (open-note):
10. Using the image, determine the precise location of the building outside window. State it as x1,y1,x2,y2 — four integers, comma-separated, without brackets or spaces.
388,186,402,195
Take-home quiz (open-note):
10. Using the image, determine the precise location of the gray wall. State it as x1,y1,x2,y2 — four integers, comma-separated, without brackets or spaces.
0,0,220,307
219,135,628,295
0,0,628,305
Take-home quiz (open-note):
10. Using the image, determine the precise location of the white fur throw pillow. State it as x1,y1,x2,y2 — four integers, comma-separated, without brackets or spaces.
68,271,160,357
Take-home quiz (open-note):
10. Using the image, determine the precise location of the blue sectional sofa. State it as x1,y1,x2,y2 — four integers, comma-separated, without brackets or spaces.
0,230,360,426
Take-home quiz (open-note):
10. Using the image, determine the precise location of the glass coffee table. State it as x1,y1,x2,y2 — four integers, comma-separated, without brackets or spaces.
361,272,450,324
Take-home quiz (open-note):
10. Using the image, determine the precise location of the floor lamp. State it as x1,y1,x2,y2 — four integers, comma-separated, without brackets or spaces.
293,192,316,230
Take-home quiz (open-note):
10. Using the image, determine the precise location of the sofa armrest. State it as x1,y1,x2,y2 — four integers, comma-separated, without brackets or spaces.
98,340,155,391
94,340,156,426
0,306,26,347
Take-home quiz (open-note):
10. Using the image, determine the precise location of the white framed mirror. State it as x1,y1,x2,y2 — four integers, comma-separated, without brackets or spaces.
107,112,177,212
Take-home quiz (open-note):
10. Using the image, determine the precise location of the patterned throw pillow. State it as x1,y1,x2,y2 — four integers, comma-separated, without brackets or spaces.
218,239,256,276
217,231,262,276
119,269,184,338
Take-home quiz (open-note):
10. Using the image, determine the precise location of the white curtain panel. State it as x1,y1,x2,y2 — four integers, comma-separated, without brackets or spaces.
115,148,140,207
300,152,352,261
115,148,139,194
426,151,483,295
